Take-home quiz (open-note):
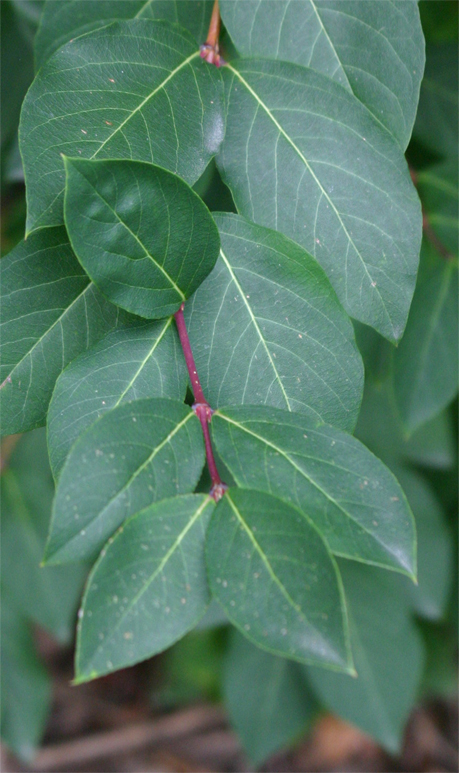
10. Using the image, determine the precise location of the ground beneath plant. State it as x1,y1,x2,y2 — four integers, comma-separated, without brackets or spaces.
3,630,458,773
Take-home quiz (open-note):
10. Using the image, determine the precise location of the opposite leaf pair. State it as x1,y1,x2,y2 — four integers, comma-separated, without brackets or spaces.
44,393,415,682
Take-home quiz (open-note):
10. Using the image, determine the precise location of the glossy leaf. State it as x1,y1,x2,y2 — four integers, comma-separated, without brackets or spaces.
393,245,458,434
305,561,425,754
217,59,422,341
1,430,86,643
1,603,51,762
220,0,424,149
212,405,416,577
44,398,205,565
0,227,122,437
394,465,453,622
75,494,214,681
20,19,224,233
224,629,317,765
413,43,458,158
63,158,220,318
206,488,353,672
35,0,213,69
47,317,187,479
186,213,363,430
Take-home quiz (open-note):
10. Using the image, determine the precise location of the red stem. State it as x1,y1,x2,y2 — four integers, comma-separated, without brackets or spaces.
174,303,209,406
174,303,227,501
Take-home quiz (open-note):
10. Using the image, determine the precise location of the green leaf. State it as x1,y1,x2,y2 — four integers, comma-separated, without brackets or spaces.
1,603,51,762
206,488,353,672
20,19,224,233
35,0,213,70
0,227,123,437
47,317,187,479
1,430,86,643
75,494,214,681
212,405,416,577
417,161,459,255
220,0,424,150
63,158,220,318
305,561,425,754
413,43,458,158
217,59,422,341
186,213,363,431
44,398,205,565
224,629,317,765
1,1,35,154
393,244,458,434
390,465,453,622
356,380,456,471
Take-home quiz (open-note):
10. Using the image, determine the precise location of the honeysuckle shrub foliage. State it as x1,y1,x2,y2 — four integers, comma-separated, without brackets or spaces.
1,0,458,765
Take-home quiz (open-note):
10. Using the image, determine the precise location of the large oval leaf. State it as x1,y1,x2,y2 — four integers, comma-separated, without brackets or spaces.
217,60,422,341
0,228,123,437
393,162,458,434
186,213,363,431
305,561,425,754
206,488,353,672
63,158,220,318
20,19,225,233
44,398,205,565
35,0,213,70
1,430,86,644
47,317,187,479
224,630,317,766
220,0,424,150
211,405,416,577
393,245,458,435
75,494,214,681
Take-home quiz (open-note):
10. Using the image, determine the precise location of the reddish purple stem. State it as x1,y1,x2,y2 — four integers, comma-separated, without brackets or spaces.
174,304,227,502
174,304,208,406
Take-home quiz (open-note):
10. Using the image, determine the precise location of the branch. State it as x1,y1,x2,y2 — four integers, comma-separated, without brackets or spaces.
174,303,227,501
31,705,225,770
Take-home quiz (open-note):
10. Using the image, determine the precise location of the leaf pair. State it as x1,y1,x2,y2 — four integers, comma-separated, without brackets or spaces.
45,395,415,681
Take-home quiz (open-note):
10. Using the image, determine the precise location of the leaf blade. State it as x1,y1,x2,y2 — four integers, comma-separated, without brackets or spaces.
206,488,353,671
44,398,205,564
75,494,214,680
217,59,422,340
63,158,220,318
220,0,425,149
0,228,123,437
212,404,416,577
305,562,425,754
47,317,187,479
186,213,363,431
20,19,225,232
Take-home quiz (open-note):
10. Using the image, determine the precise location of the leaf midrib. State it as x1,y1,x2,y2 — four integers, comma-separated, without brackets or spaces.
219,247,292,410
